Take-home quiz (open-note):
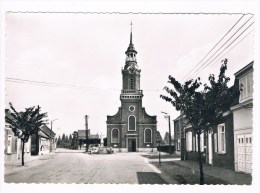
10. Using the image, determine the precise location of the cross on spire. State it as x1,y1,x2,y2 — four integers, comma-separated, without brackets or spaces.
130,21,133,32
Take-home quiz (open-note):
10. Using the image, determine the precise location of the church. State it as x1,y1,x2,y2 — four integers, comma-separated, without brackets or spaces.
106,27,157,152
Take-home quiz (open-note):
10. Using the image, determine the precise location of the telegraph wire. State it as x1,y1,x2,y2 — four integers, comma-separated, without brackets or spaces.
182,15,254,82
181,14,245,81
203,29,254,73
6,77,97,90
185,15,254,81
193,22,254,78
6,77,162,92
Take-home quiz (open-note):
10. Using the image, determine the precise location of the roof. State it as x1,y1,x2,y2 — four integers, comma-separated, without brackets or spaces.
39,130,49,138
125,31,137,54
78,130,100,139
5,109,15,123
40,124,56,138
234,61,253,78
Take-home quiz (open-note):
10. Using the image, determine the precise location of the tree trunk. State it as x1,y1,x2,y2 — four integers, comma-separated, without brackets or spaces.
197,133,204,185
21,140,25,166
36,130,39,155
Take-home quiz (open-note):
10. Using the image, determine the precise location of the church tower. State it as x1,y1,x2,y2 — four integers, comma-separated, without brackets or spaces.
107,25,157,152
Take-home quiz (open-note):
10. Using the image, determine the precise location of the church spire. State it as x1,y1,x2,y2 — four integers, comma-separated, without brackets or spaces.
130,21,133,45
125,21,137,55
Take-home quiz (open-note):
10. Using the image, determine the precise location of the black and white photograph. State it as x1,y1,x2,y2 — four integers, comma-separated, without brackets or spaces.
0,1,259,193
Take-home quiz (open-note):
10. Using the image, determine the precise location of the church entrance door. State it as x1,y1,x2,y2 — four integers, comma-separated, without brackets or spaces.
128,139,137,152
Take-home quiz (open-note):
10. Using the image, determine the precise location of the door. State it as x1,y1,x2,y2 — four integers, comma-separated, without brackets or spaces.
245,134,252,173
237,134,245,172
128,139,136,152
208,131,213,165
7,135,12,154
237,134,252,173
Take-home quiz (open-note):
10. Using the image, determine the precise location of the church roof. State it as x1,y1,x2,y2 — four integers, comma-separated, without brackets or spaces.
125,27,137,54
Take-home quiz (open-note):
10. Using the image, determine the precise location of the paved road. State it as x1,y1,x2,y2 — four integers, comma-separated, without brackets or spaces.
5,150,169,184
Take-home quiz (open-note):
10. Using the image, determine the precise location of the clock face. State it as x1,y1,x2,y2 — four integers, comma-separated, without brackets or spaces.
127,66,136,74
129,105,135,112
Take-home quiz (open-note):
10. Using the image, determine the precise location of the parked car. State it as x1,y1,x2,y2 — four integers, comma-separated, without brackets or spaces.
88,147,99,154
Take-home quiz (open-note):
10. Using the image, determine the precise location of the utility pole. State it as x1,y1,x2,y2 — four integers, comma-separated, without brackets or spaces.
85,115,89,152
161,111,172,154
168,115,172,154
50,119,58,152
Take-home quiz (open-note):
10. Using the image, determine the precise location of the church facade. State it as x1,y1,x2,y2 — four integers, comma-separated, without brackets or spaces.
106,29,157,152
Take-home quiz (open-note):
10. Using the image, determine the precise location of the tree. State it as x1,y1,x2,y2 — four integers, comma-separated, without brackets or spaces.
5,103,48,166
163,132,170,145
155,131,163,144
57,135,61,147
160,59,239,184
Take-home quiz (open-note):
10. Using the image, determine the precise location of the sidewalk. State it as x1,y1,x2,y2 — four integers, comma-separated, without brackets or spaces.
143,152,252,185
4,152,56,175
172,160,252,185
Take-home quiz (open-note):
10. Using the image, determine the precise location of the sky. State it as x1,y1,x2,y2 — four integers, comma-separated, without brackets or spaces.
4,12,254,138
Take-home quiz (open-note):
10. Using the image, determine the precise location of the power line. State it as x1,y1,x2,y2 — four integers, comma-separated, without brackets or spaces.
185,15,254,81
216,29,254,70
6,78,98,90
183,15,254,82
181,14,245,81
194,22,254,77
6,77,162,92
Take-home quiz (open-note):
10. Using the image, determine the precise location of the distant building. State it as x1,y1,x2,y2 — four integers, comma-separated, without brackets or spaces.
77,130,101,148
231,61,253,174
106,28,157,152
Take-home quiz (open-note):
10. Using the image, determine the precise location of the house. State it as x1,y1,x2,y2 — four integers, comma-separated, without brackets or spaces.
230,61,253,174
174,62,253,172
31,124,56,155
4,109,31,159
175,102,235,170
106,27,157,152
184,115,231,167
173,115,182,155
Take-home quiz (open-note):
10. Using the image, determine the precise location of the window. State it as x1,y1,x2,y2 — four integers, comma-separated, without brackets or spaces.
200,133,204,152
240,72,253,101
195,133,204,152
218,124,226,154
192,136,195,151
129,77,135,89
177,139,181,151
128,116,136,131
111,128,119,143
214,133,218,153
144,128,152,143
186,131,192,152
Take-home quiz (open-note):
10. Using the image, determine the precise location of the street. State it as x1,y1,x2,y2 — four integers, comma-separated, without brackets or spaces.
5,149,169,184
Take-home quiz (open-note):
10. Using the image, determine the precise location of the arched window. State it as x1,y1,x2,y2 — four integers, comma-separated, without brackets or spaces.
128,116,136,131
144,128,152,143
129,77,135,89
111,128,119,143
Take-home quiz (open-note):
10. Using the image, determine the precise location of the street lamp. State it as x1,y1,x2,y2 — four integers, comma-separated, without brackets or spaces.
161,111,172,154
50,118,58,152
85,115,89,152
100,133,103,147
